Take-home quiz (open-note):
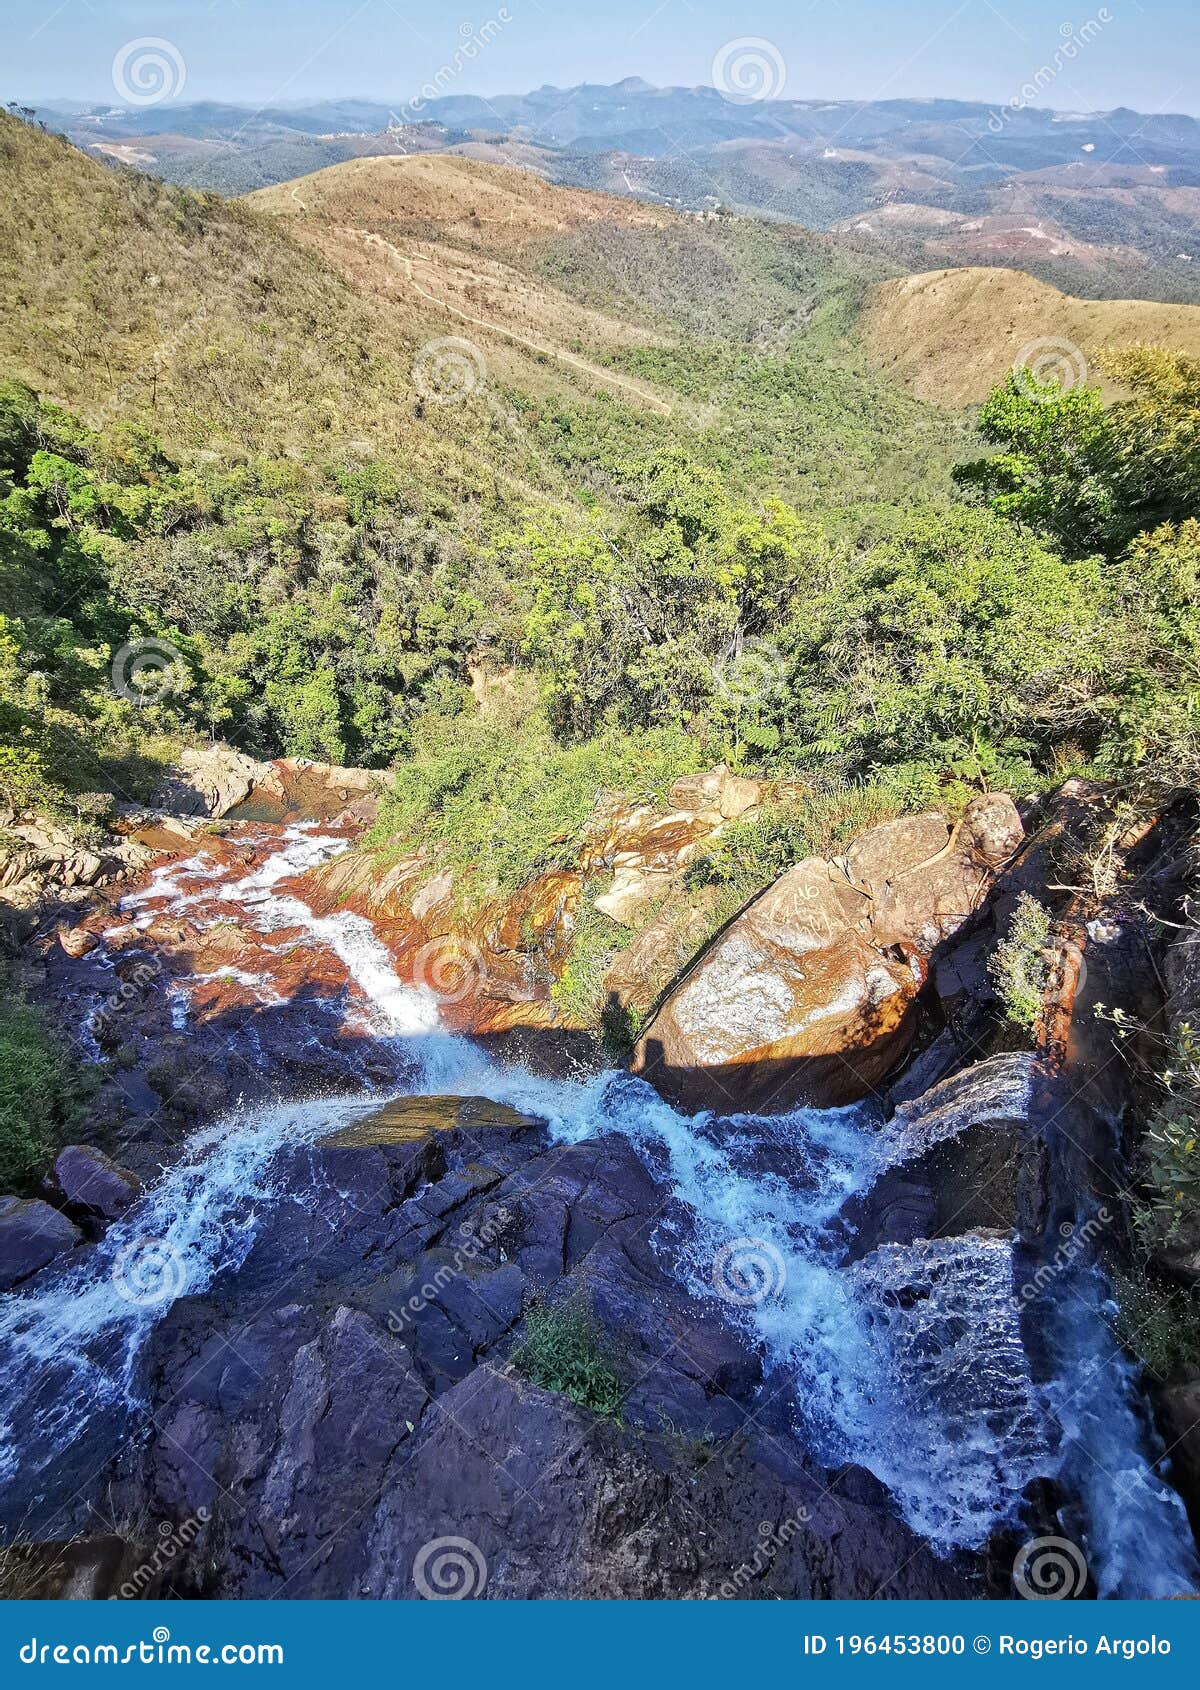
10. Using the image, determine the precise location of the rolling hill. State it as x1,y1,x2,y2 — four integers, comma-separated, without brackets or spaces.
245,154,683,415
34,83,1200,304
0,114,961,512
861,264,1200,404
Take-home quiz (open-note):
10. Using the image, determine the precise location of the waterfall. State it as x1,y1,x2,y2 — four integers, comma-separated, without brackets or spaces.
1,821,1196,1596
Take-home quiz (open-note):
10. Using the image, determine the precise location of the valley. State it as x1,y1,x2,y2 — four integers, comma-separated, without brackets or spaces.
4,88,1200,1605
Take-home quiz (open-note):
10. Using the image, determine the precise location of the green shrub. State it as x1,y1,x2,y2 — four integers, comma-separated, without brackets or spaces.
1136,1022,1200,1246
989,894,1053,1035
510,1289,625,1419
371,701,705,904
1109,1262,1200,1381
0,963,88,1189
550,885,635,1030
686,782,903,902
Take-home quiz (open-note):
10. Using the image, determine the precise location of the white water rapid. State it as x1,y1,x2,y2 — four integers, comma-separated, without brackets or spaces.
1,824,1196,1596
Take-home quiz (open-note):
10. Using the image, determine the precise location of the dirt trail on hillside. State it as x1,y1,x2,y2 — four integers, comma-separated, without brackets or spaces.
350,228,676,415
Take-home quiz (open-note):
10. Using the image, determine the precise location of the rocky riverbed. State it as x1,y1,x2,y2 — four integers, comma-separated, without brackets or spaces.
1,751,1199,1600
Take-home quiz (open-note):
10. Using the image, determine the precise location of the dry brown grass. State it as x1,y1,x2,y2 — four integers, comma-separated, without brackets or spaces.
861,264,1200,404
247,153,681,412
246,151,677,238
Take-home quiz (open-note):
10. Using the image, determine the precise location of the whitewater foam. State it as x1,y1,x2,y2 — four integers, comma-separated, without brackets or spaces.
4,825,1197,1593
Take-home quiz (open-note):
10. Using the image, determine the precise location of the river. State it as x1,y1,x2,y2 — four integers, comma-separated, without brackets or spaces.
0,822,1196,1597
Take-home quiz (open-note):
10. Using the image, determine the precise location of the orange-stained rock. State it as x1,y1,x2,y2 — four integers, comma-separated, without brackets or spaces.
632,796,1023,1115
667,765,761,821
631,885,921,1113
57,924,98,959
848,796,1024,953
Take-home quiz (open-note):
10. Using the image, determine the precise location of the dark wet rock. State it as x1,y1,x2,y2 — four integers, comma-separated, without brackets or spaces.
840,1054,1047,1262
94,1095,975,1599
52,1144,141,1224
1159,1383,1200,1539
358,1367,968,1600
0,1197,82,1290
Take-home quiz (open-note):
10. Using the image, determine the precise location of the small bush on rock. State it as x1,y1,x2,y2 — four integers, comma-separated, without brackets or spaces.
510,1289,625,1419
989,894,1053,1035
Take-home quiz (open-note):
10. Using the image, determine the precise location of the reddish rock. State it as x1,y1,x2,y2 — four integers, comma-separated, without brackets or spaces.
632,797,1024,1114
58,925,98,959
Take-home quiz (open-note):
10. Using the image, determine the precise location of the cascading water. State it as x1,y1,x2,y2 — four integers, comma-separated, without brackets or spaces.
1,821,1196,1595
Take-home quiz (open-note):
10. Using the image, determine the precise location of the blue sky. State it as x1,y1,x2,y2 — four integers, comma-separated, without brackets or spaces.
11,0,1198,115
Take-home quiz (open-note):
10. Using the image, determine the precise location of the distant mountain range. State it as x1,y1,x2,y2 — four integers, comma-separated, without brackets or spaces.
31,80,1200,160
22,80,1200,302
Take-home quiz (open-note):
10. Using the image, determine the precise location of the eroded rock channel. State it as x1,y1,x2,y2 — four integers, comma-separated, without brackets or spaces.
1,757,1198,1599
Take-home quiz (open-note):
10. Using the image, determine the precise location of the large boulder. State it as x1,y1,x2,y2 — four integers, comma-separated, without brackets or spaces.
151,745,268,819
632,795,1023,1114
53,1144,142,1224
0,1196,81,1290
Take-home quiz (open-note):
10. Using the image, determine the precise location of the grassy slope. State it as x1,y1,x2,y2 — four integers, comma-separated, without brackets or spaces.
242,151,967,506
0,115,497,484
863,264,1200,405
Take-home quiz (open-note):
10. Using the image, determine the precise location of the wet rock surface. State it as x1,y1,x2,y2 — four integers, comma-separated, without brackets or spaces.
81,1096,972,1600
0,1197,81,1290
51,1145,142,1225
4,767,1199,1599
839,1054,1047,1262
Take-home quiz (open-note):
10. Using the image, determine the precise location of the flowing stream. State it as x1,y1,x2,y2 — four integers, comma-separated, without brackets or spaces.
1,824,1197,1596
